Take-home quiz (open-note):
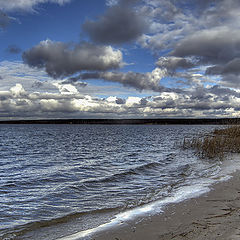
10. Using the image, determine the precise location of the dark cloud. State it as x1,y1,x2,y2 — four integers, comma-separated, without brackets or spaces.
220,74,240,88
82,0,147,44
76,68,167,92
75,72,100,80
22,40,171,93
172,28,240,64
0,10,10,28
3,0,240,118
156,56,195,73
134,0,240,92
22,40,123,79
139,0,240,81
116,97,125,104
169,27,240,87
6,45,22,54
32,81,44,88
205,65,224,75
99,71,163,91
206,58,240,76
208,85,240,98
189,86,211,101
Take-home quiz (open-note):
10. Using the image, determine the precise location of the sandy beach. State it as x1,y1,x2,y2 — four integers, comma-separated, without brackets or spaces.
92,172,240,240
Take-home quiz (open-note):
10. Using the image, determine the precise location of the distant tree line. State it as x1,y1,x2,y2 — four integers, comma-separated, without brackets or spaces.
0,118,239,125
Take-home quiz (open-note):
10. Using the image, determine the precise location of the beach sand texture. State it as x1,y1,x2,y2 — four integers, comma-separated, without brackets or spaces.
93,173,240,240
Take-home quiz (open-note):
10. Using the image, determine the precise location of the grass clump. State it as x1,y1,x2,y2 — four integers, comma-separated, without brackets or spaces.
183,125,240,159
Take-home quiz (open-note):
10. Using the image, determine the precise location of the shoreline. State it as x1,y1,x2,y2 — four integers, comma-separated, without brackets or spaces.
0,118,238,125
91,171,240,240
13,154,240,240
15,169,240,240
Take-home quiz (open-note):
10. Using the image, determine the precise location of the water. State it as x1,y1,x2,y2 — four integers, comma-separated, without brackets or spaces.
0,124,239,240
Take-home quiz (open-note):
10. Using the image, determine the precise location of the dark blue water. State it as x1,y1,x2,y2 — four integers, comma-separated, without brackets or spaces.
0,124,236,240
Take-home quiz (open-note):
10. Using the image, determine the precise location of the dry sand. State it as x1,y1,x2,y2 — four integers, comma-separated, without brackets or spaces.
93,172,240,240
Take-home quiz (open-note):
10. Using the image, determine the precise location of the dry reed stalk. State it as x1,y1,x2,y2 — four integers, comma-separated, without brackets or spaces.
183,125,240,159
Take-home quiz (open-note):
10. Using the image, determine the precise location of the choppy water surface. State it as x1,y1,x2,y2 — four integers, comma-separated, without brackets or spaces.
0,124,238,240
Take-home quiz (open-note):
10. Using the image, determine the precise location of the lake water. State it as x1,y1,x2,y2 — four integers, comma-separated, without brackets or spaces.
0,124,239,240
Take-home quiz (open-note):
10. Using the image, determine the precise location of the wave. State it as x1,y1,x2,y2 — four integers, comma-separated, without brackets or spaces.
0,206,121,240
79,161,162,185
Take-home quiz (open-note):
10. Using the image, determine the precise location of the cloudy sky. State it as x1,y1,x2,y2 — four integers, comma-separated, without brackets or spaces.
1,0,240,119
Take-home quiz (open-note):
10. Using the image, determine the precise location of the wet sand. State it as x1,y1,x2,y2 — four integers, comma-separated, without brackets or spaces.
93,172,240,240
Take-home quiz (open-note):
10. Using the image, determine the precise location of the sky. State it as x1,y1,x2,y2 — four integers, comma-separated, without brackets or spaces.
1,0,240,119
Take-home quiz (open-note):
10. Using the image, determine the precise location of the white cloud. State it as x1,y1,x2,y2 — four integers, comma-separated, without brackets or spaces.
125,96,141,106
0,0,71,12
1,81,240,119
106,0,119,6
106,96,118,102
10,83,26,97
0,61,57,92
53,83,79,95
0,61,152,99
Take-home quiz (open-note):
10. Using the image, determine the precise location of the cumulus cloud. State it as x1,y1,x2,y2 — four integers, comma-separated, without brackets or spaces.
138,0,237,53
23,39,172,92
1,60,240,119
23,40,123,79
171,27,240,86
99,68,167,91
74,68,167,92
1,81,240,119
172,27,240,65
0,61,149,99
220,74,240,89
83,0,147,44
133,0,240,88
0,60,66,96
139,0,234,51
156,56,195,74
4,0,240,119
10,83,26,97
209,85,240,98
206,58,240,76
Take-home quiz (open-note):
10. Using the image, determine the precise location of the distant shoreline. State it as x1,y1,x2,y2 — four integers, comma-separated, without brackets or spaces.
0,118,239,125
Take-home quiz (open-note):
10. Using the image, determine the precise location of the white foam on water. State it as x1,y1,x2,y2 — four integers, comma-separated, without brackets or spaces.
58,154,240,240
57,183,211,240
220,154,240,175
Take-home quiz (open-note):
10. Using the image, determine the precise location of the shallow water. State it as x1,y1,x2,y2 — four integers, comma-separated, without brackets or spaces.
0,124,237,240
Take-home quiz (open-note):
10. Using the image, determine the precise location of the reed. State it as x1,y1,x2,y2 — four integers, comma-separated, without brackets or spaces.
183,125,240,159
